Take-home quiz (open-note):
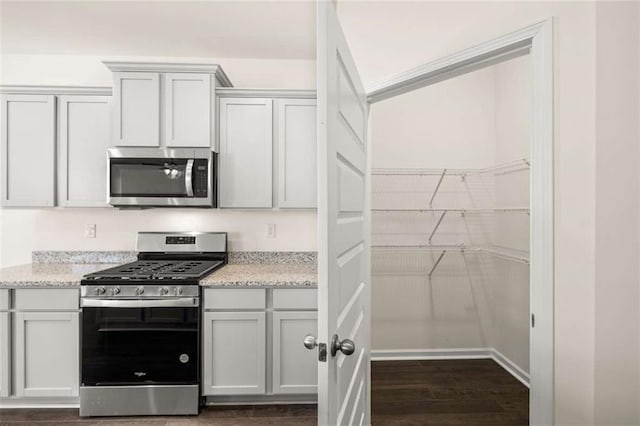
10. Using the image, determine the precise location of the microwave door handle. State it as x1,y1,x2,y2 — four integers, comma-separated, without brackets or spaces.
185,159,195,197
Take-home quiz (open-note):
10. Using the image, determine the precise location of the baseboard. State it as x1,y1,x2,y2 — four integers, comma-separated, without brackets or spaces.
0,402,79,409
371,348,493,361
371,348,530,388
490,349,530,388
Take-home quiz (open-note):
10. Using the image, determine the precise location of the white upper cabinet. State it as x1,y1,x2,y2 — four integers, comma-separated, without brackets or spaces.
218,97,273,208
112,72,160,147
164,73,213,147
276,98,317,208
1,94,56,207
58,95,111,207
105,62,231,150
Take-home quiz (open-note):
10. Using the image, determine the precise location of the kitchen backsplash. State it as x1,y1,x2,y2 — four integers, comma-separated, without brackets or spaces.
32,251,317,265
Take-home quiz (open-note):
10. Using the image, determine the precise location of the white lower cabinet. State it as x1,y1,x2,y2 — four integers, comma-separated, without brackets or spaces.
1,288,80,402
202,311,266,395
0,311,9,398
202,288,317,399
13,311,80,397
272,311,318,394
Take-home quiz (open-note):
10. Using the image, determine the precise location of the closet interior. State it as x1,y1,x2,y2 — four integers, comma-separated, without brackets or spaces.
370,54,532,384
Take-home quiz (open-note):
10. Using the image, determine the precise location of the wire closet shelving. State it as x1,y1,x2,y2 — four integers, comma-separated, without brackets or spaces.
372,159,531,278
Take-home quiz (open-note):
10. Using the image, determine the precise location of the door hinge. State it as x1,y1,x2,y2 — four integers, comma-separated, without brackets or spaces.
531,313,535,328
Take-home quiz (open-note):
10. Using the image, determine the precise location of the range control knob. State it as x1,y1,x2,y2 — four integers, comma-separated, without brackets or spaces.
95,286,106,295
111,287,121,296
160,287,169,295
135,286,145,295
176,287,184,295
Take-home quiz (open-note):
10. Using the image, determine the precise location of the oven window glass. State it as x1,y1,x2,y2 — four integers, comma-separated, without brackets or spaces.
110,158,189,197
82,306,199,386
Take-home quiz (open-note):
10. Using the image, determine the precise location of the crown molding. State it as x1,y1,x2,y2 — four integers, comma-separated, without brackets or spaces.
102,61,233,87
0,85,112,96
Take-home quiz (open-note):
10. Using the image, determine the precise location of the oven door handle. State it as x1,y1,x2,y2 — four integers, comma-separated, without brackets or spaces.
81,297,199,308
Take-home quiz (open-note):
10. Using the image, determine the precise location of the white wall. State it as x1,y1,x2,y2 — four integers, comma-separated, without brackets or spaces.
492,54,531,374
338,2,598,424
594,2,640,424
0,54,317,268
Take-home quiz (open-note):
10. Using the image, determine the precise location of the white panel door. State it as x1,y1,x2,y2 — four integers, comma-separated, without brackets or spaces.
113,72,160,147
58,95,111,207
14,311,79,397
202,311,266,395
277,98,317,208
164,73,212,148
316,2,371,425
272,311,318,394
1,94,56,207
218,98,273,208
0,311,9,397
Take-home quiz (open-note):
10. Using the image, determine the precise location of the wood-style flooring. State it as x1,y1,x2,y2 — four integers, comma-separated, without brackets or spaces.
0,359,528,425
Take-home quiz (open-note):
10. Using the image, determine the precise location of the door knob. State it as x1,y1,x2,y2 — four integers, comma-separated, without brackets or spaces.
331,334,355,357
303,334,318,350
304,334,327,362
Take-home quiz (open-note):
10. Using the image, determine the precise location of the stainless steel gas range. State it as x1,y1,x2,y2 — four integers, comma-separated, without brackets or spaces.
79,232,227,417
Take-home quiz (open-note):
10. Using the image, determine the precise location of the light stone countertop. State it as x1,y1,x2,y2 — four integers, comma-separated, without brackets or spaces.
0,263,119,288
200,263,317,287
0,262,317,289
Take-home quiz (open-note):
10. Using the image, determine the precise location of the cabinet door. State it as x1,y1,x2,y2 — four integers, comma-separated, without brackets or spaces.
219,98,273,208
272,311,318,394
0,312,9,398
58,96,111,207
202,311,266,395
112,72,160,147
164,73,212,148
14,311,79,397
277,99,317,208
1,94,56,207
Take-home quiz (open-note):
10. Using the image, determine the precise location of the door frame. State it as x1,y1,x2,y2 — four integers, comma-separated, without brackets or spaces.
365,19,554,425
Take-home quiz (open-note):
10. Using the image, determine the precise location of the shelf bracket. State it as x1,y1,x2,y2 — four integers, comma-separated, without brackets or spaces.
429,169,447,208
428,250,447,279
428,210,448,244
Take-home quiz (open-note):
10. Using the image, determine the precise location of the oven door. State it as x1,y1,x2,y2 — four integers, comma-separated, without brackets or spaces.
107,148,215,207
81,298,199,387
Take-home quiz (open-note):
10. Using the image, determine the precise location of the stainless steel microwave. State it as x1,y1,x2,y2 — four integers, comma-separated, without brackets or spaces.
107,148,217,208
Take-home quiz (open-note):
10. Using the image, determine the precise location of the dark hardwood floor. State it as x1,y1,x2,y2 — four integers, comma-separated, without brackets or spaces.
372,359,528,425
0,359,528,425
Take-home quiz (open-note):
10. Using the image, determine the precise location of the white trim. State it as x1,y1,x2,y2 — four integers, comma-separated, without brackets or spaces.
365,18,554,425
216,88,316,99
491,349,530,388
371,348,492,361
0,403,79,409
0,85,111,96
366,19,547,103
371,348,530,388
102,61,232,87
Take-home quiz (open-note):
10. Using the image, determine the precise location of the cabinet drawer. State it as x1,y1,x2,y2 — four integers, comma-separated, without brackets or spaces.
14,289,79,311
204,289,266,310
0,289,9,311
273,289,317,310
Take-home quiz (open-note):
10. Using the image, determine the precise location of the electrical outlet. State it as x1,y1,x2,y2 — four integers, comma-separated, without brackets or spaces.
266,223,276,238
85,224,96,239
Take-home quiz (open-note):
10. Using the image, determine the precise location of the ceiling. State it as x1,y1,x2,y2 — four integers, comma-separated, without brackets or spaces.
0,1,316,59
